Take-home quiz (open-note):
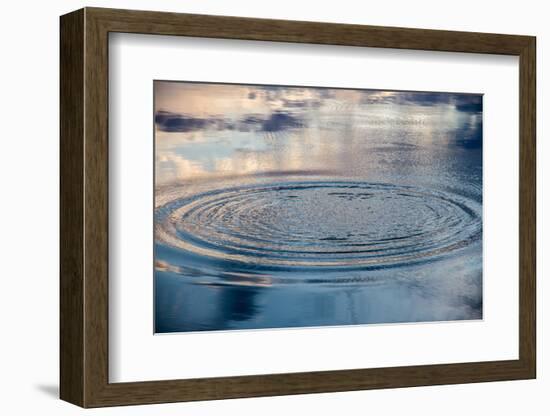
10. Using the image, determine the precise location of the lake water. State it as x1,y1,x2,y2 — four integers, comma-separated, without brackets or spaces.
154,82,482,333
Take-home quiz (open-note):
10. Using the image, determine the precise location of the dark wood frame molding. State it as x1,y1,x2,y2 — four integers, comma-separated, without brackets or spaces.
60,7,536,408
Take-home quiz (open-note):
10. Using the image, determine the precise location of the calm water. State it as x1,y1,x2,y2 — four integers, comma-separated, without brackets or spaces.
154,83,482,333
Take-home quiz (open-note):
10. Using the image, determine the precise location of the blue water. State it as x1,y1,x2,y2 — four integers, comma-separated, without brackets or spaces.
154,83,482,333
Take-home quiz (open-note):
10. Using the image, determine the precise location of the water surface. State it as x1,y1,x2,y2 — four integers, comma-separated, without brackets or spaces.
154,82,483,332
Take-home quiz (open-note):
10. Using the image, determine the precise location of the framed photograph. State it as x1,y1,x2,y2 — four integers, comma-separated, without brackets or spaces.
60,7,536,407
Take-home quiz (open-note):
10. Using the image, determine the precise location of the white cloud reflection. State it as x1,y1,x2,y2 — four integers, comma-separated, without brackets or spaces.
154,81,482,185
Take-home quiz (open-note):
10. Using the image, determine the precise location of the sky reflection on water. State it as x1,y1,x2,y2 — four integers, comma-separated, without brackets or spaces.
154,81,482,333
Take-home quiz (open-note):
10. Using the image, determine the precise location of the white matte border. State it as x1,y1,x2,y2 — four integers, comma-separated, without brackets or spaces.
109,33,519,382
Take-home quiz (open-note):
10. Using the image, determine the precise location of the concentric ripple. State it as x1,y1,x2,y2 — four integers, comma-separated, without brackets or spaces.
155,181,481,270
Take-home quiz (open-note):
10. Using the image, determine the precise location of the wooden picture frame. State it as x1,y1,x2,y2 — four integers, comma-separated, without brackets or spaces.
60,7,536,408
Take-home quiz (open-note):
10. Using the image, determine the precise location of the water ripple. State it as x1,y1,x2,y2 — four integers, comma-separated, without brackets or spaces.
155,181,481,272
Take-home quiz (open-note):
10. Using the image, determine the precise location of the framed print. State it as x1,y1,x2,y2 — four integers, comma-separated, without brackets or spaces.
60,7,536,407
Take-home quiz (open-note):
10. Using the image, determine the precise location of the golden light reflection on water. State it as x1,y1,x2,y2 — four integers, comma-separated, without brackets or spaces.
155,82,481,186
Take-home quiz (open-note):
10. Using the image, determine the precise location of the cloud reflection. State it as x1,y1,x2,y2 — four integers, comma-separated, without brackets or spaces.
155,110,305,133
154,81,483,185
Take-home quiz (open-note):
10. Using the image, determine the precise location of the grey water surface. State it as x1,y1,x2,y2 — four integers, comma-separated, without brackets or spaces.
154,82,482,333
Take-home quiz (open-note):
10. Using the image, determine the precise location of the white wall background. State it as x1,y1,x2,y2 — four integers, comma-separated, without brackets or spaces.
0,0,545,414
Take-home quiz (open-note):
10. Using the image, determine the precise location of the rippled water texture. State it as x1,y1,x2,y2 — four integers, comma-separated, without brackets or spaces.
154,82,483,332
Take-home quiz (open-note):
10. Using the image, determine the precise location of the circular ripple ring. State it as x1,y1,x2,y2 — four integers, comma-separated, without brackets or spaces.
155,181,481,270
